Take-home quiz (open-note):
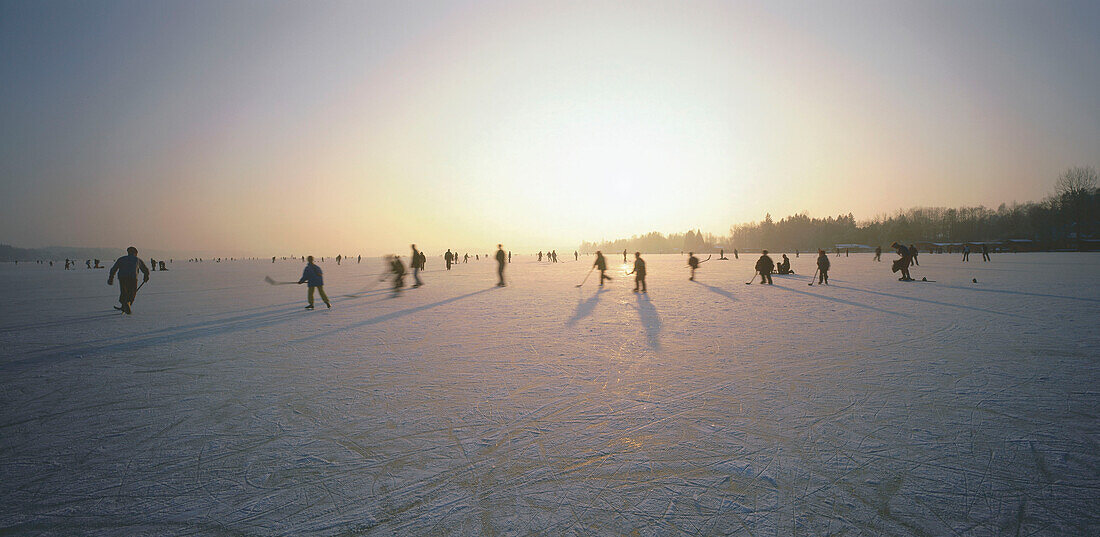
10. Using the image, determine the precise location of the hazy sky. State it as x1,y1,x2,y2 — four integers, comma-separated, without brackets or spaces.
1,0,1097,255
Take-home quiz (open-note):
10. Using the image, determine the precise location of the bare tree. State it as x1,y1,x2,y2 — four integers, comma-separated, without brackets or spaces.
1056,166,1097,199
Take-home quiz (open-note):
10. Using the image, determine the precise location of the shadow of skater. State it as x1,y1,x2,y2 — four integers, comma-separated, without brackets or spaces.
294,287,495,342
567,288,606,326
692,280,739,302
633,293,661,349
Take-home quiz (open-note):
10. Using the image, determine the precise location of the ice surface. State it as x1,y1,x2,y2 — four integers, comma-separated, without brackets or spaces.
1,253,1098,535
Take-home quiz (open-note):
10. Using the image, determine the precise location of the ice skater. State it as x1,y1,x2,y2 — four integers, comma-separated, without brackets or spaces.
382,255,406,296
107,246,150,314
962,244,971,262
298,256,331,309
891,242,914,281
495,244,507,286
593,250,612,286
755,250,774,285
909,244,919,266
874,246,882,262
623,249,628,263
628,252,647,292
981,244,990,262
445,249,453,270
816,249,830,284
687,252,699,280
411,244,423,287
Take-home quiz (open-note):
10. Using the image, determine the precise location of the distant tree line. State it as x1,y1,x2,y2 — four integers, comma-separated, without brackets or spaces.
581,166,1099,253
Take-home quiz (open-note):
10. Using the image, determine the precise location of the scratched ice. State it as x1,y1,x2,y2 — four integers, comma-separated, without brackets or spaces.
2,253,1098,535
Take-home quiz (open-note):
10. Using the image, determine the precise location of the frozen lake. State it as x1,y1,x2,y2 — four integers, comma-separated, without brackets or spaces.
2,252,1099,535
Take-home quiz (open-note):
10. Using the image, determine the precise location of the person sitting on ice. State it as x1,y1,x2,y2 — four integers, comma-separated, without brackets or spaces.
776,254,793,275
158,260,168,271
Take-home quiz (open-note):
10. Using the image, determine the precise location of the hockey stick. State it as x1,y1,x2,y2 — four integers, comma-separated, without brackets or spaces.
264,275,297,285
575,266,595,288
745,272,757,285
699,255,713,264
808,269,818,286
129,280,147,304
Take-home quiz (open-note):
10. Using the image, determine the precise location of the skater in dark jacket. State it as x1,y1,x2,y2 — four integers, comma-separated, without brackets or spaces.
384,255,406,296
594,251,612,286
891,242,914,281
107,246,150,314
628,252,647,292
411,244,423,287
445,249,453,270
495,245,507,286
816,250,830,284
298,256,331,309
687,252,700,280
755,250,774,285
874,246,882,262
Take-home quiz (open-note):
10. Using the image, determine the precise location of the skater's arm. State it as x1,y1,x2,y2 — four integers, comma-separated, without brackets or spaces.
138,259,150,281
107,259,120,283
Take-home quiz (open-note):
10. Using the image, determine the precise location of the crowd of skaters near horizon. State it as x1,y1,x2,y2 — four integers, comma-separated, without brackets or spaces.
76,239,986,313
3,243,1003,314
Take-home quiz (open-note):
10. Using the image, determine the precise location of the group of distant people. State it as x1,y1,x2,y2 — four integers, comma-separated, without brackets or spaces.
100,237,994,314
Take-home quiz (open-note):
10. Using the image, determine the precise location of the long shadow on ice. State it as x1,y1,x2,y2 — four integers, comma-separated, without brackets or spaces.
0,312,126,333
566,288,607,326
2,306,305,373
937,284,1100,304
828,283,1021,317
631,294,661,349
692,280,738,302
769,283,907,317
292,287,495,343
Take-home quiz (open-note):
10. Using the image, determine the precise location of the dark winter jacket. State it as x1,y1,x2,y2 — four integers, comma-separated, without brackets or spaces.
688,255,699,268
299,263,324,287
755,255,774,274
391,258,406,276
895,245,912,264
495,250,506,265
594,253,606,270
817,254,830,271
109,255,150,280
633,258,646,277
